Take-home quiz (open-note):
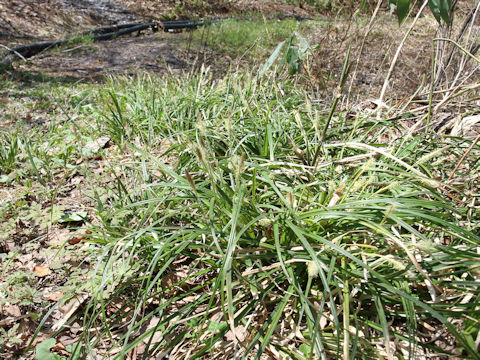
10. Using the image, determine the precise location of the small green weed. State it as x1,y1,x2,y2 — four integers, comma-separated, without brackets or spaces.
35,338,64,360
198,18,300,58
0,132,20,177
0,324,22,352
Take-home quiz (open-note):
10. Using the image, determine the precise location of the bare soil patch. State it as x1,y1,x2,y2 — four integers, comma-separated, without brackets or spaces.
0,0,310,41
0,0,136,40
0,0,314,81
20,34,193,81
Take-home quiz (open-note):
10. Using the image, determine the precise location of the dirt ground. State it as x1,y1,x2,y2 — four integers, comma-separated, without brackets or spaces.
0,0,317,82
0,0,313,39
2,0,478,100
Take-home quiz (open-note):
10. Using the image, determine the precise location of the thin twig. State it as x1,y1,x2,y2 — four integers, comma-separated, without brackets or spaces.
0,44,26,61
448,134,480,181
378,0,429,105
347,0,384,97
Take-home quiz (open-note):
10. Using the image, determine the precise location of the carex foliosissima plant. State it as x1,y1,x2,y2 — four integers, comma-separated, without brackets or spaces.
74,71,480,359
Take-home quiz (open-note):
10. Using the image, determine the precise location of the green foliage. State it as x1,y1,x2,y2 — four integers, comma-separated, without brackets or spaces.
0,80,100,188
397,0,410,24
197,18,299,58
35,338,63,360
390,0,452,24
284,32,314,74
290,0,454,23
429,0,452,24
0,132,21,173
0,324,22,349
58,211,88,223
0,268,38,306
282,0,358,12
23,202,65,229
68,35,94,46
59,73,480,359
167,0,230,18
260,31,317,76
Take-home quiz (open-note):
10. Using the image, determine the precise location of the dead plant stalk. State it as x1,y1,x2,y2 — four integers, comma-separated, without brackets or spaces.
378,0,429,106
448,134,480,181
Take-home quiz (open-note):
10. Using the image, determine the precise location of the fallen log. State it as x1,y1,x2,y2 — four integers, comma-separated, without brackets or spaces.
162,18,223,31
0,15,312,70
0,19,220,69
89,23,157,41
0,22,160,69
82,22,147,35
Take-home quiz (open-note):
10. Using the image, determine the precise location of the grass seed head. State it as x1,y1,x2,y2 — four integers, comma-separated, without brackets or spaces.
258,217,272,227
307,260,320,278
286,191,297,209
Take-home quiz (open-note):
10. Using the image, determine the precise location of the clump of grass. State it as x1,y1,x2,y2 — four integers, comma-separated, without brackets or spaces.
0,132,21,174
59,71,480,359
0,79,103,189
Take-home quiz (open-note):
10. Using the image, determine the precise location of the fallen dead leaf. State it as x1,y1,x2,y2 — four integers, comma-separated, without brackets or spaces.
224,324,248,342
159,139,172,153
52,342,70,356
133,342,146,357
33,265,52,277
69,322,82,335
48,229,72,246
320,316,328,329
58,334,79,346
53,293,89,331
29,332,54,347
0,317,15,327
451,114,480,137
83,135,111,154
51,342,66,351
3,304,22,317
44,292,64,302
68,235,85,245
161,271,180,288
